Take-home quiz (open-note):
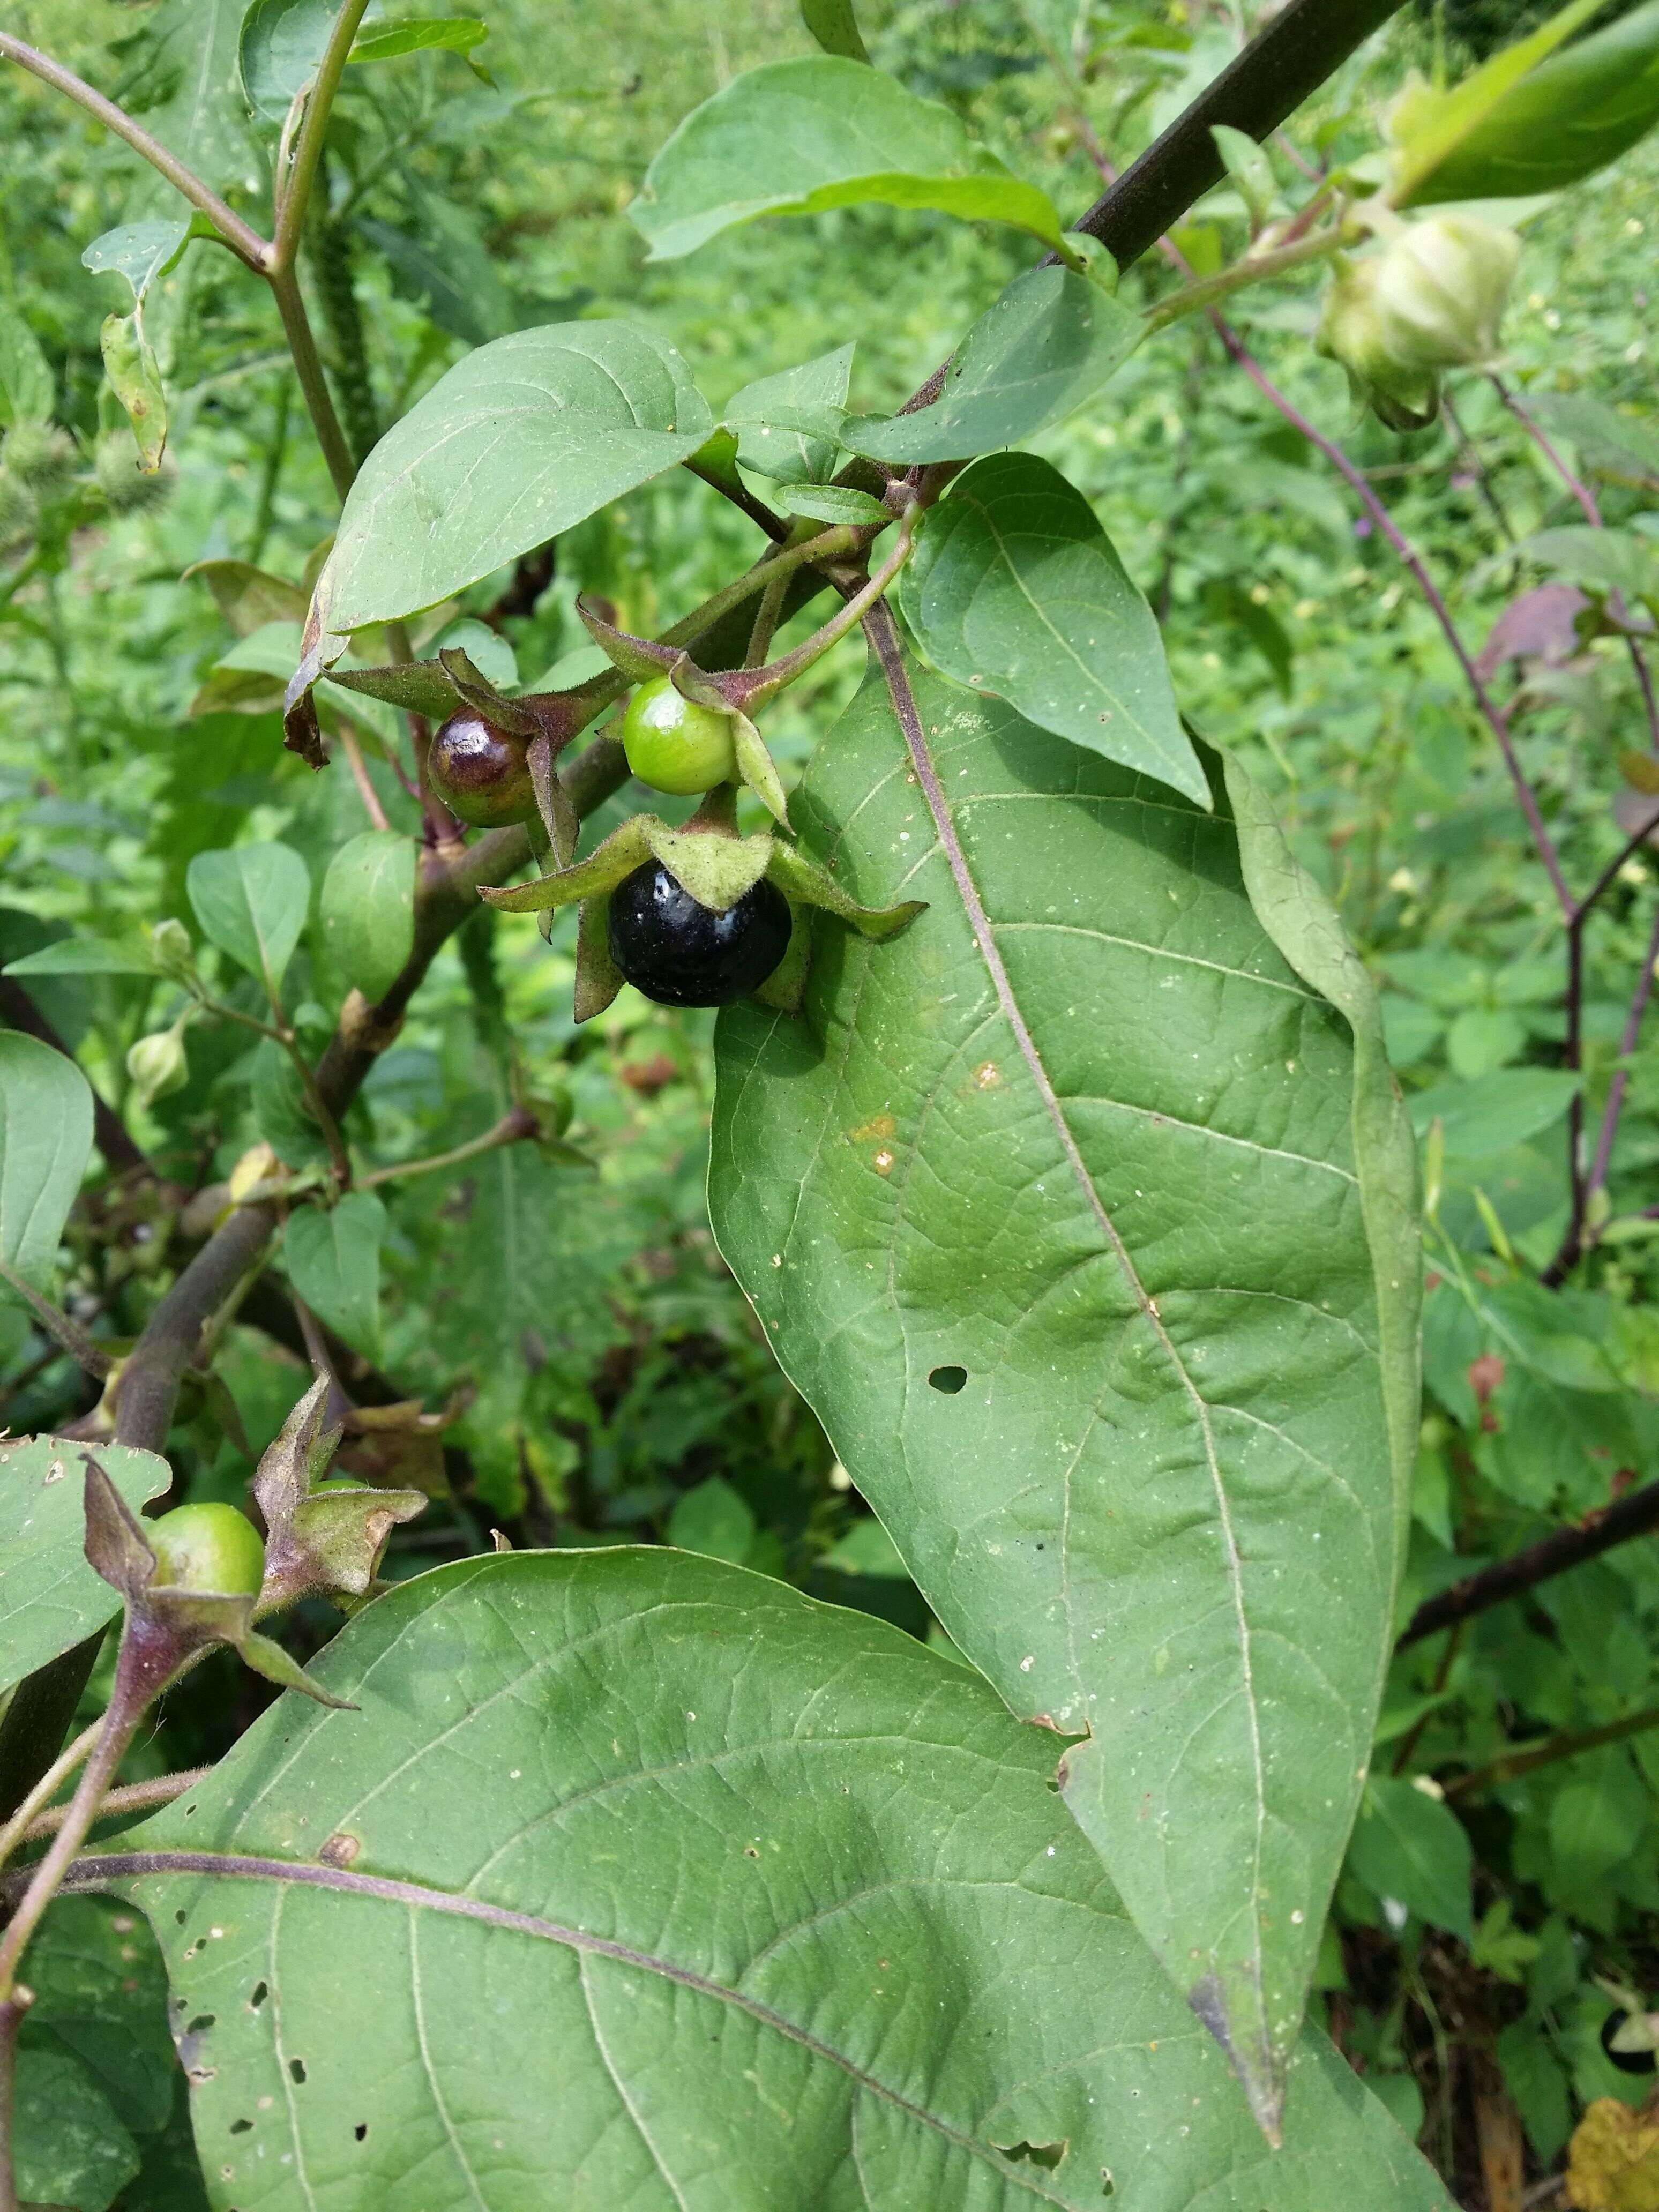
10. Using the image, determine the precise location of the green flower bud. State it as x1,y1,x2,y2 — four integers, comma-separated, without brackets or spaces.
94,430,173,513
1317,256,1440,432
150,917,196,983
0,470,38,554
126,1015,190,1109
1371,215,1520,373
0,421,75,494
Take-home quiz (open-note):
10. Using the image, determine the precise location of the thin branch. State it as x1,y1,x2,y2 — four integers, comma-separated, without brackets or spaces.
273,1,373,273
1398,1474,1659,1647
0,35,271,272
1141,224,1342,333
1445,1702,1659,1800
0,1721,100,1876
337,727,390,831
0,1257,112,1380
1210,316,1575,918
16,1765,212,1845
356,1108,537,1192
1584,899,1659,1211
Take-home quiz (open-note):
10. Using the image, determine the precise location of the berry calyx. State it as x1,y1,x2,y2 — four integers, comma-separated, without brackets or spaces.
620,677,738,797
148,1500,266,1596
429,709,535,827
607,860,790,1007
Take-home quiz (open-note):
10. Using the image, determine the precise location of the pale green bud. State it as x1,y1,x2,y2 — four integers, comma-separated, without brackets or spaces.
150,918,196,984
1316,255,1440,434
1372,215,1520,373
127,1016,190,1109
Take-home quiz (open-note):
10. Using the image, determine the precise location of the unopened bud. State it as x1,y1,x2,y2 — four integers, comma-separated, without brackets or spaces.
94,430,173,513
1317,256,1441,433
1372,214,1520,372
150,917,196,982
126,1015,190,1109
0,421,75,494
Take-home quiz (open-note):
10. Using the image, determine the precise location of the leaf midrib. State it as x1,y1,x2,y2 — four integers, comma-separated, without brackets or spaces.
860,612,1269,2007
67,1850,1077,2208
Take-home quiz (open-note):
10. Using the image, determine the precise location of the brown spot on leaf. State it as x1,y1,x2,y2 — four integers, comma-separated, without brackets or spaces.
318,1832,360,1868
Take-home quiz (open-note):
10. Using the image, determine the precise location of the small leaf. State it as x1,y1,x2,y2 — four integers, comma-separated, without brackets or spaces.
183,557,309,636
799,0,872,64
1399,0,1659,204
900,452,1207,804
313,321,713,631
1408,1068,1582,1160
0,303,53,427
81,218,193,306
630,57,1069,261
0,1435,169,1693
842,263,1140,464
0,1033,94,1294
99,312,167,473
1210,124,1280,229
349,15,488,63
1347,1778,1473,1940
781,482,890,526
283,1191,387,1357
320,832,416,1003
724,343,854,486
667,1474,757,1562
238,0,334,121
2,940,156,977
187,843,311,995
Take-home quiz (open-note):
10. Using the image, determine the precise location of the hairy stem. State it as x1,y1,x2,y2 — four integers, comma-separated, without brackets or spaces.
356,1108,538,1192
17,1765,213,1845
0,1721,100,1877
273,1,373,273
0,1258,111,1379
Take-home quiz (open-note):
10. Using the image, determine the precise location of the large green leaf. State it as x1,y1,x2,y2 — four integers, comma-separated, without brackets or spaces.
0,1435,170,1693
629,57,1068,260
315,322,712,631
113,0,257,195
0,1031,95,1294
238,0,335,123
900,453,1207,804
841,265,1140,465
13,2042,139,2212
18,1895,180,2138
1399,0,1659,203
81,1550,1451,2207
710,655,1414,2136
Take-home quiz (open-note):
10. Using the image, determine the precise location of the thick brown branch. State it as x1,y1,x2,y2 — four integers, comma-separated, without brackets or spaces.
1398,1477,1659,1648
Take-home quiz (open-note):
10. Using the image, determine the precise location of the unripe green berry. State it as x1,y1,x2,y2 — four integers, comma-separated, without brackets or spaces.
621,678,738,797
126,1018,190,1109
148,1501,265,1596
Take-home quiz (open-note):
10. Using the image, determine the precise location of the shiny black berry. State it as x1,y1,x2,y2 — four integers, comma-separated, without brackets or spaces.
429,709,534,828
607,860,790,1008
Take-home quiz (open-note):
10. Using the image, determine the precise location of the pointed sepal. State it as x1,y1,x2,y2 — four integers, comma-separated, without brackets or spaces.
578,596,682,683
437,647,540,737
731,712,789,826
240,1627,358,1710
81,1454,158,1603
254,1374,425,1610
642,821,773,913
573,896,624,1022
480,817,654,915
766,842,926,939
751,903,811,1011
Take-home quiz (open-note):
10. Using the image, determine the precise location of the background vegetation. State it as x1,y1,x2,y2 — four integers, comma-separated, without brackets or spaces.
4,0,1659,2200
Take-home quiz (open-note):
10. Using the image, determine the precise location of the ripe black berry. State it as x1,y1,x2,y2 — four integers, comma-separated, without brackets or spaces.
607,860,790,1007
429,709,534,828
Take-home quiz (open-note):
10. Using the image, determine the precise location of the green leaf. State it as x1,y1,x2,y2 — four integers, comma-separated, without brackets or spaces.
282,1191,387,1357
666,1474,757,1562
799,0,872,64
841,264,1140,465
725,342,854,486
104,1550,1451,2206
1499,525,1657,605
313,322,713,631
0,1033,94,1295
251,1038,332,1171
113,0,256,196
186,843,311,995
1347,1778,1473,1940
900,453,1207,804
1387,0,1610,204
711,656,1408,2135
1409,1068,1581,1161
0,303,53,428
630,57,1069,261
1399,0,1659,204
238,0,335,122
319,831,416,1003
0,1435,170,1693
18,1896,178,2136
349,15,489,63
183,557,310,637
2,940,156,977
1529,392,1659,488
81,218,194,307
99,311,167,474
353,211,512,348
13,2042,138,2212
781,482,891,525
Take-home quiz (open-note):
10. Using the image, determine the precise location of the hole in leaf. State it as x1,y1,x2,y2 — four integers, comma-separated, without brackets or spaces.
249,1982,268,2010
175,1909,188,1925
354,2124,369,2142
289,2059,307,2085
185,2013,215,2035
1101,2174,1115,2199
999,2142,1066,2171
928,1365,967,1394
229,2119,252,2136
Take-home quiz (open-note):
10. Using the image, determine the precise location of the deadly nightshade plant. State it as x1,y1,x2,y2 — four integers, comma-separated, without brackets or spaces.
2,0,1657,2203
